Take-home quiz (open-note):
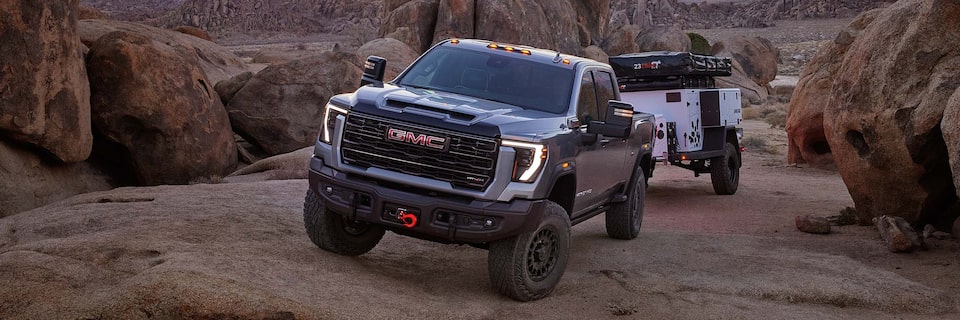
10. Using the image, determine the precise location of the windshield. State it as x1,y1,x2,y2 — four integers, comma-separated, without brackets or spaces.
397,46,574,114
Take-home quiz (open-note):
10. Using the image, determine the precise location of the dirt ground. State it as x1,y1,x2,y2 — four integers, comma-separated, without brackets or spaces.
1,120,957,319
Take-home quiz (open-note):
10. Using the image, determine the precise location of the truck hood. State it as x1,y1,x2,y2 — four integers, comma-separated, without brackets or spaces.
336,84,567,139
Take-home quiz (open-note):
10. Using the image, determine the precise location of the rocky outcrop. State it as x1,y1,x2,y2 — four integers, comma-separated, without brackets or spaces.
432,0,474,44
945,82,960,205
711,36,778,87
357,38,420,81
227,51,363,156
224,147,312,183
173,25,212,41
0,0,92,163
610,0,893,30
475,0,583,56
214,71,255,106
821,0,960,225
78,20,248,84
601,24,641,56
87,31,238,186
0,140,115,218
571,0,611,46
635,26,691,52
78,5,108,20
786,11,880,167
380,0,441,53
710,36,778,105
583,45,609,63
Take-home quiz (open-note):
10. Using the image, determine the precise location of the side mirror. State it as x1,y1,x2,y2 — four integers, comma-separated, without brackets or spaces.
586,100,634,138
361,56,387,87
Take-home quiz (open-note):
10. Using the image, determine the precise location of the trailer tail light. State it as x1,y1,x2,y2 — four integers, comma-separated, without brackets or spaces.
740,146,747,152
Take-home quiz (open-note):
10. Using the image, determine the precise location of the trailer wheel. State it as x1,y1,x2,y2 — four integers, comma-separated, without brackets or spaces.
304,189,385,256
488,201,571,301
710,142,740,195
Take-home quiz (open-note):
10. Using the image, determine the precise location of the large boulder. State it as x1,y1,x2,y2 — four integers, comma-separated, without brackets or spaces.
214,71,255,106
583,45,609,63
432,0,475,44
87,31,238,186
78,20,248,84
946,87,960,203
357,38,420,81
380,0,441,53
0,140,114,218
571,0,610,46
601,24,641,56
227,51,363,156
711,36,778,87
714,59,768,105
635,25,692,52
822,0,960,225
0,0,92,163
475,0,583,56
786,11,881,167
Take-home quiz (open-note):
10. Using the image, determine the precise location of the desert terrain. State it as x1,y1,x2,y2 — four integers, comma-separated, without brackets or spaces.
2,120,957,319
3,2,959,318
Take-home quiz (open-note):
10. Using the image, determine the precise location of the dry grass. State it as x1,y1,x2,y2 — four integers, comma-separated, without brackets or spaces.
743,136,778,154
743,103,789,129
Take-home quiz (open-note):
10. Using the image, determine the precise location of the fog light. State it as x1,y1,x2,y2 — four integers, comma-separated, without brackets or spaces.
324,186,333,194
484,218,495,227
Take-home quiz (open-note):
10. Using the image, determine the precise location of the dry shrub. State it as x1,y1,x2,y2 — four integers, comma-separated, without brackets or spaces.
742,103,789,128
743,136,778,154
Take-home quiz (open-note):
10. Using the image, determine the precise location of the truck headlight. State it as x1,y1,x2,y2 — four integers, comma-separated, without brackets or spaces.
320,103,349,144
502,140,546,183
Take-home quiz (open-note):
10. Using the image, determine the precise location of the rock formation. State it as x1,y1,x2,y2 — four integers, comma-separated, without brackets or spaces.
226,51,363,156
87,31,238,186
0,0,92,163
357,38,420,81
380,0,441,53
817,0,960,225
786,10,881,167
78,20,248,84
710,36,779,104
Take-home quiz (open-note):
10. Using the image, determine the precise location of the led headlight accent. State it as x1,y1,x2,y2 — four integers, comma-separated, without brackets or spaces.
321,103,349,144
502,140,547,182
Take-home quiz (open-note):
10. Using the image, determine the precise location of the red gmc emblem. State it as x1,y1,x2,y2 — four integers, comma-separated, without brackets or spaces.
386,127,448,150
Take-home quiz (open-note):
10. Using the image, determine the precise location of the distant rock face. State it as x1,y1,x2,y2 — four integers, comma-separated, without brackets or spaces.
0,0,93,163
227,52,363,156
357,38,420,81
87,31,238,186
78,5,108,20
786,11,880,167
822,0,960,225
635,25,691,52
78,20,248,85
0,140,114,218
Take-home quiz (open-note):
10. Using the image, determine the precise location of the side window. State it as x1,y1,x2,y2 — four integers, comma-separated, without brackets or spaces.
577,71,599,125
594,71,616,121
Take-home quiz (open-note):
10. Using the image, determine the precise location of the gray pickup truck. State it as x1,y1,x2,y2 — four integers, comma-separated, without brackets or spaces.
304,39,655,301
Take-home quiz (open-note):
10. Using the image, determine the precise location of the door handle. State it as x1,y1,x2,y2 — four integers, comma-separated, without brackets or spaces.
599,138,611,145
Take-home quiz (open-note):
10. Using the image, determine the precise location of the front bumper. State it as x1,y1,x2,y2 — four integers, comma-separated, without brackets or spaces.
307,157,545,244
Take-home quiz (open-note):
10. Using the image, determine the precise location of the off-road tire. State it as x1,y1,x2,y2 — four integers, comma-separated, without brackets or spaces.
605,165,646,239
488,201,571,301
710,142,740,195
303,189,385,256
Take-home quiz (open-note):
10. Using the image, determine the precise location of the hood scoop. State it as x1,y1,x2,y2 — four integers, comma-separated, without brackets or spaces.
386,99,477,123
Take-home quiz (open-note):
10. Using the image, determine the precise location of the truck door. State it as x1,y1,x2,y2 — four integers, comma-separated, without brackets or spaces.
572,69,629,216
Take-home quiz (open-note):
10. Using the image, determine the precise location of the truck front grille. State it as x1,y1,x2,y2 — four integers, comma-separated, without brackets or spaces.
340,113,499,191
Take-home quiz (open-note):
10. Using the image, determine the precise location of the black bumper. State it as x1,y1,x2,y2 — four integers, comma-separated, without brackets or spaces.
307,157,545,244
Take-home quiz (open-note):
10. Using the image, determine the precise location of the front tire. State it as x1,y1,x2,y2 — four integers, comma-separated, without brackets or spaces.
488,201,571,301
710,142,740,195
303,189,385,256
606,165,646,240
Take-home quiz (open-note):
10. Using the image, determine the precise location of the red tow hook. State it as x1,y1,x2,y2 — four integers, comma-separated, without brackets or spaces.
397,209,418,228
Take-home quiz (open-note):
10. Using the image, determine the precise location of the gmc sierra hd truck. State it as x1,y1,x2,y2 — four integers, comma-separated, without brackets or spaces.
304,39,655,301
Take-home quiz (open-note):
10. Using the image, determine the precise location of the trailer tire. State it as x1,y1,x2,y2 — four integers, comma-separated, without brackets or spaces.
710,142,740,195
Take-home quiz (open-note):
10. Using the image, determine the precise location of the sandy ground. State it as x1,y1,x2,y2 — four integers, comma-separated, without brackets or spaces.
1,120,957,319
